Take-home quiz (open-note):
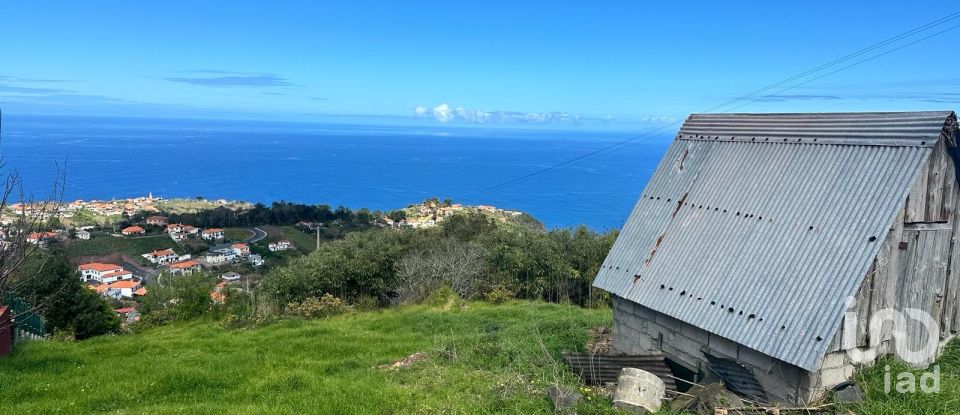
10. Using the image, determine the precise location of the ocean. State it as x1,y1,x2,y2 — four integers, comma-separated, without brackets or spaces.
0,114,672,230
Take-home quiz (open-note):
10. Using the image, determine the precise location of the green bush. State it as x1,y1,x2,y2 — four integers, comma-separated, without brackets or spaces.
484,286,515,304
285,294,349,319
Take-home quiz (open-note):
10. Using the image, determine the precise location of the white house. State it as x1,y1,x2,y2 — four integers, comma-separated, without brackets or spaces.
268,240,293,252
201,228,225,240
169,259,202,275
121,226,145,236
231,242,250,256
142,248,179,265
204,248,235,265
99,279,141,299
221,271,241,282
248,254,264,267
75,229,92,240
78,263,131,283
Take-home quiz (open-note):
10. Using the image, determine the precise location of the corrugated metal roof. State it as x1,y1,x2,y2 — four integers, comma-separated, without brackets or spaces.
594,111,957,371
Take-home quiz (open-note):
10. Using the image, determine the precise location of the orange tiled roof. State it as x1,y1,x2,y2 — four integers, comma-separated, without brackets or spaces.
100,270,132,279
109,280,140,289
79,263,123,272
170,259,200,269
148,248,176,257
133,288,148,296
203,228,224,233
122,226,144,233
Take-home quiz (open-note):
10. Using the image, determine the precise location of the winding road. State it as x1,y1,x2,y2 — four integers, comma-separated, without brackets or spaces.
245,227,267,243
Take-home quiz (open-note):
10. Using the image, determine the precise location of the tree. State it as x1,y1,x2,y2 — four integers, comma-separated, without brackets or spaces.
394,238,487,304
11,249,120,339
388,209,407,223
139,273,217,322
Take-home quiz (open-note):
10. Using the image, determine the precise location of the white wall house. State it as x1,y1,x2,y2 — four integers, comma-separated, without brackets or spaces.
201,228,225,240
268,240,293,252
142,248,179,265
169,259,202,275
78,263,130,283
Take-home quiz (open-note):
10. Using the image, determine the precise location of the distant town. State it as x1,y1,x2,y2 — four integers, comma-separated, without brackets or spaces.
7,194,525,324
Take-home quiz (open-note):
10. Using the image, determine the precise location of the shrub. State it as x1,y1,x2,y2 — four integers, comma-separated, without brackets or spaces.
425,286,462,310
484,286,515,305
221,313,277,330
285,294,349,319
351,295,380,312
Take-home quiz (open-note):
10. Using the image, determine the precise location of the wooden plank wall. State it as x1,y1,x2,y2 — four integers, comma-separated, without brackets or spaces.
831,139,960,353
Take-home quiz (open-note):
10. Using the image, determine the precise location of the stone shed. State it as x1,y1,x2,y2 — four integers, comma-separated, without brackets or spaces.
592,111,960,404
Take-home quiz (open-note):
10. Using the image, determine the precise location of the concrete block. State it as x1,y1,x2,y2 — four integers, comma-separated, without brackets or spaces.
679,324,710,344
706,334,738,359
821,351,847,369
819,365,853,388
736,346,775,371
613,368,665,414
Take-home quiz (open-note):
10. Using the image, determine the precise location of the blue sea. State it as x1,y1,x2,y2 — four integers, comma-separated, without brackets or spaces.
0,115,672,230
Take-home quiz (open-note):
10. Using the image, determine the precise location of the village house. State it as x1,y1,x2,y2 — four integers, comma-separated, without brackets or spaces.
204,247,236,265
75,229,91,240
221,271,241,282
166,223,198,235
98,279,142,299
201,228,225,240
268,240,293,252
26,231,58,245
169,259,202,275
114,307,139,323
593,111,960,404
210,282,227,304
78,263,133,284
231,242,250,256
145,215,169,226
248,254,264,267
141,248,179,265
121,225,145,236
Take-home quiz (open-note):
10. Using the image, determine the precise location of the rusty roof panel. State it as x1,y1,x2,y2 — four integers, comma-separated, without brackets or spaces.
593,111,957,371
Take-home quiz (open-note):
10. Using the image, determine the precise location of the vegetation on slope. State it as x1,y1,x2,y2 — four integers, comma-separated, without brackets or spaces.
62,233,181,259
0,301,615,414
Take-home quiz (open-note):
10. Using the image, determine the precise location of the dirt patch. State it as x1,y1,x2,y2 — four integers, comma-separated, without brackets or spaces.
378,352,428,370
586,326,614,354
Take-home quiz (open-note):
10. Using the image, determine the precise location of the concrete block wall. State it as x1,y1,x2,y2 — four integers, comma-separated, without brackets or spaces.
613,296,817,404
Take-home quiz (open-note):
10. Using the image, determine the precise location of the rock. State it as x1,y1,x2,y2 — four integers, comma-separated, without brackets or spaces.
612,368,665,414
546,384,582,415
833,383,864,404
668,383,742,415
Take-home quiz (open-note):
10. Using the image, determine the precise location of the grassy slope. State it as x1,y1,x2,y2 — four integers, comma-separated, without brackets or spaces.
63,233,182,259
0,302,616,415
846,341,960,414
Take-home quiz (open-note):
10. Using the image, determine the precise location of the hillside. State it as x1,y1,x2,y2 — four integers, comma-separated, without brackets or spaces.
0,302,615,414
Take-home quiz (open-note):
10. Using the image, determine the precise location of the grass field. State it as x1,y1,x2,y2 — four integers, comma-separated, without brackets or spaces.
225,227,253,242
0,302,615,414
261,225,318,253
63,233,182,259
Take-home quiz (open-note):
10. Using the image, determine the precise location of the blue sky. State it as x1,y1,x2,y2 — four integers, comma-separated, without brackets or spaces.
0,1,957,127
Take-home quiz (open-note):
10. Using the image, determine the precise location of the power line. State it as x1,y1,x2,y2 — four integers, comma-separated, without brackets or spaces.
456,11,960,200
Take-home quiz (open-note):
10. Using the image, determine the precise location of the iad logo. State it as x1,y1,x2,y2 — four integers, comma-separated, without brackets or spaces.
884,364,941,394
841,296,941,394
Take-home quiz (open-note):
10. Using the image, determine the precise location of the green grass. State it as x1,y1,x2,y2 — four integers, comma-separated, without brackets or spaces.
262,226,318,254
225,227,253,242
63,233,182,259
0,301,619,414
844,340,960,414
